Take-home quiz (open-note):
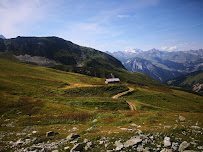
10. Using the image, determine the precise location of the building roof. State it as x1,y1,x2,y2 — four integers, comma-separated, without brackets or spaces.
105,78,120,82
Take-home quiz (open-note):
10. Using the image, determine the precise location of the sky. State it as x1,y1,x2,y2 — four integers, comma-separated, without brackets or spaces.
0,0,203,52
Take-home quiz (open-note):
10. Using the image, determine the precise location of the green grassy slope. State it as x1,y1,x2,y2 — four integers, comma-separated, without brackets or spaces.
0,58,131,119
167,70,203,91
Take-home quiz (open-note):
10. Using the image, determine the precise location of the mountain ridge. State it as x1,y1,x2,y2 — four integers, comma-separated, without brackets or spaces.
108,49,203,82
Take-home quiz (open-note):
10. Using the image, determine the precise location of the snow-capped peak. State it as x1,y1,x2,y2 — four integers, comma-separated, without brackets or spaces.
124,49,143,54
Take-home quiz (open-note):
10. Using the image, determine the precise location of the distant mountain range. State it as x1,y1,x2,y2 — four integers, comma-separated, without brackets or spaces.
0,35,6,39
107,49,203,82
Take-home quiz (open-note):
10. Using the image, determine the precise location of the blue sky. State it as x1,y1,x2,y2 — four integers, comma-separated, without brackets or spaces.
0,0,202,52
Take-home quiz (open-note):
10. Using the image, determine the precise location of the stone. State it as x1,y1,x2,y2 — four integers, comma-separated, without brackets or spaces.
160,148,172,152
15,138,24,146
25,139,32,144
183,151,197,152
85,141,94,150
124,137,142,148
46,131,55,137
178,141,190,152
92,119,98,123
83,138,89,143
179,115,186,121
164,137,171,147
32,131,37,134
99,140,104,144
72,127,78,131
137,144,144,151
191,126,201,130
52,150,58,152
197,146,203,150
64,146,70,150
70,143,85,152
172,142,179,151
115,140,124,151
66,133,80,141
105,143,109,148
137,129,142,135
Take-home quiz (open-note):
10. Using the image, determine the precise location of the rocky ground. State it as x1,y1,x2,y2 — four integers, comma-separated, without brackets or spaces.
0,115,202,152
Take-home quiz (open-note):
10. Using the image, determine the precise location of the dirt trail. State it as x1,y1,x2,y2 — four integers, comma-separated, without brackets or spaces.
112,87,136,111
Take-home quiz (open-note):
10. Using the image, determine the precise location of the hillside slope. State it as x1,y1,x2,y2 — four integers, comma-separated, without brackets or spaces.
167,70,203,92
1,58,203,152
0,37,164,87
0,36,124,70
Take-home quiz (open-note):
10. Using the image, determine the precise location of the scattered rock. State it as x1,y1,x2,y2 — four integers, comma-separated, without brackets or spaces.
191,126,201,130
115,140,124,151
72,127,78,131
179,116,186,121
15,138,24,146
83,138,89,143
124,137,142,148
105,143,109,148
164,137,171,147
64,146,70,150
178,141,190,152
66,133,80,141
137,129,142,135
87,125,97,131
197,146,203,150
172,142,179,151
70,143,85,152
92,119,98,123
85,141,94,150
99,140,104,145
46,131,57,137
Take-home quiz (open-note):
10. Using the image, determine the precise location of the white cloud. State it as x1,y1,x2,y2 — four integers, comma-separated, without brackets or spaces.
160,46,177,51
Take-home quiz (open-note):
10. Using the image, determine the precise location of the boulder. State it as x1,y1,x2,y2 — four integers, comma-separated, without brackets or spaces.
66,133,80,141
179,141,190,152
85,141,94,150
164,137,171,147
124,137,142,148
92,119,98,123
115,140,124,151
46,131,56,137
179,116,186,121
172,142,179,151
191,126,201,130
15,139,24,146
70,143,85,152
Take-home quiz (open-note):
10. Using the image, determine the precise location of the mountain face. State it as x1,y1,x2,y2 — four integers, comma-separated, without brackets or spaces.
0,35,6,39
0,36,124,70
123,57,182,82
167,70,203,92
108,49,203,82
